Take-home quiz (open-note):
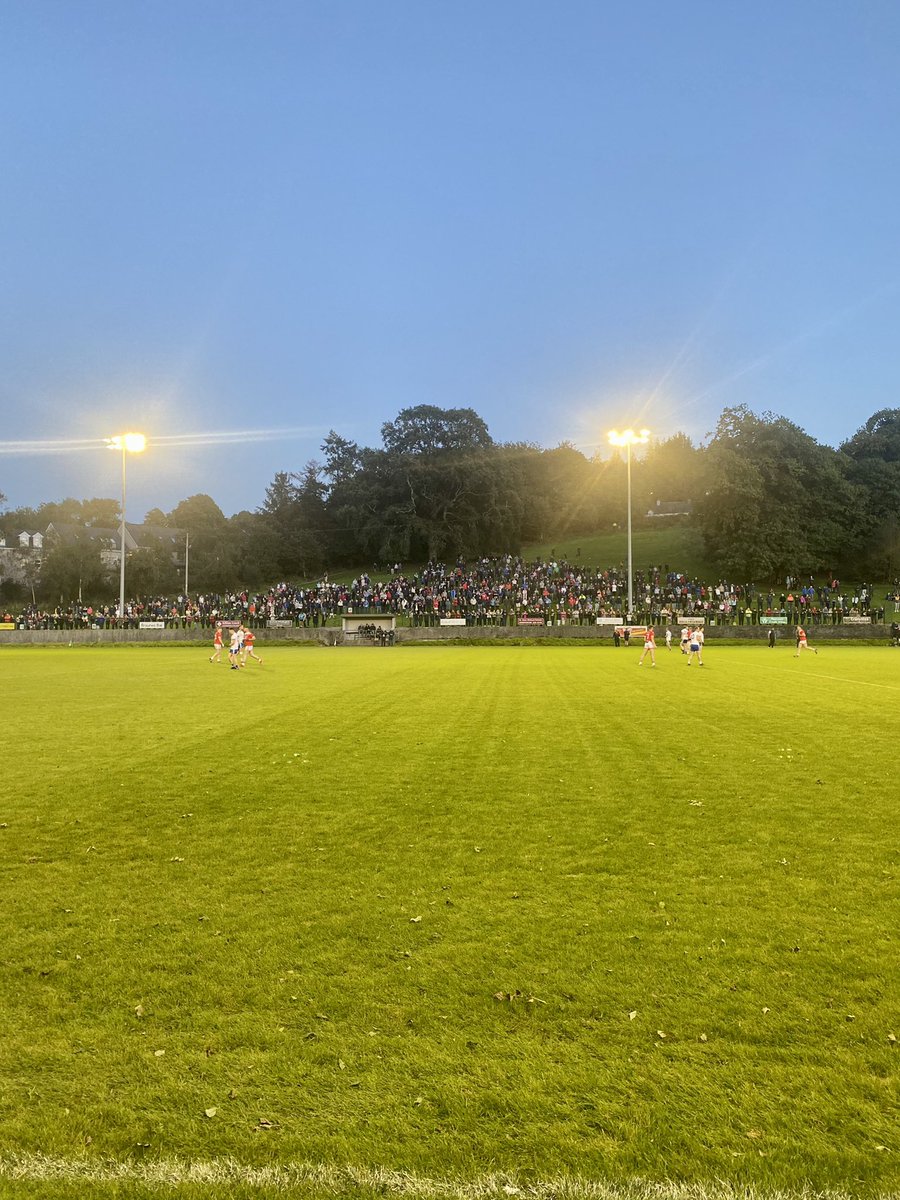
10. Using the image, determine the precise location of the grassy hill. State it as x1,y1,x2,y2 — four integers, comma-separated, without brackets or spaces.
521,522,709,577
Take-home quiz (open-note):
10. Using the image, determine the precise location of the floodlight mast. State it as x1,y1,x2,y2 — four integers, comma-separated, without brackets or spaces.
106,433,147,620
607,428,650,621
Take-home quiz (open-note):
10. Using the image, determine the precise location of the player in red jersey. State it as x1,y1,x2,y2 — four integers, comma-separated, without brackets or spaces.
209,624,224,663
638,626,657,667
241,627,263,665
794,626,817,656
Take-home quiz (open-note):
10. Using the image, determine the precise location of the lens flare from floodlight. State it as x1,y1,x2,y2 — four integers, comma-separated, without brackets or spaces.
107,433,147,453
608,428,650,448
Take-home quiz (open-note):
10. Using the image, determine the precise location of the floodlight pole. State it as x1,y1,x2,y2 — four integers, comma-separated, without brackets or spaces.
108,433,146,622
119,441,127,620
608,428,650,622
625,438,634,620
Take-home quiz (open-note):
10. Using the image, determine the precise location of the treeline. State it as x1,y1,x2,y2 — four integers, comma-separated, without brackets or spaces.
2,403,900,600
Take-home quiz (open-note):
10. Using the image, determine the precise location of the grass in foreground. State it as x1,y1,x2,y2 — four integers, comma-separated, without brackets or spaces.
0,644,897,1198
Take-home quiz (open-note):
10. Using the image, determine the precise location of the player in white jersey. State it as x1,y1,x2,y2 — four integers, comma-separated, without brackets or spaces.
686,625,704,666
229,627,244,670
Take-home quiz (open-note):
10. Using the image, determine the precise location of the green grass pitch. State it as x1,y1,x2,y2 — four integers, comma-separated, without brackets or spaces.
1,643,897,1199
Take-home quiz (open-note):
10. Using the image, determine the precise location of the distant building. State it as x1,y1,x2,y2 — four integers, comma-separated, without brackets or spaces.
0,532,43,587
646,500,693,518
44,523,186,568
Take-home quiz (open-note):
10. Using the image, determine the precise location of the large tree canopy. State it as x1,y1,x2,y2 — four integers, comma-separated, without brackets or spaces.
380,405,493,456
694,407,865,579
5,403,900,593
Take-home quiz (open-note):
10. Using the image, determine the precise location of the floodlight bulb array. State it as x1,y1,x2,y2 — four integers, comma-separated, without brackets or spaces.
608,428,650,448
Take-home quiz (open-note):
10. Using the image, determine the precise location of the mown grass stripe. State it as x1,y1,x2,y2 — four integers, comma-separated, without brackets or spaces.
0,1154,878,1199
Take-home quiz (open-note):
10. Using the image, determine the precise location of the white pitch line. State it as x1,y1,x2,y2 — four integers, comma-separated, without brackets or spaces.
0,1154,879,1200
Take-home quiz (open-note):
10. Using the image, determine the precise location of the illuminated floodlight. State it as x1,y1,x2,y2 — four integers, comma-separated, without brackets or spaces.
608,428,650,449
106,432,147,454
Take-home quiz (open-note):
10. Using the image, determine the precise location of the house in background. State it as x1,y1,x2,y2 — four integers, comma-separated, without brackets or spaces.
43,523,186,568
646,500,693,519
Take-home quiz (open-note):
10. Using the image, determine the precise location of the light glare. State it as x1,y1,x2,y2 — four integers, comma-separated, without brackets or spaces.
608,428,650,448
106,432,147,453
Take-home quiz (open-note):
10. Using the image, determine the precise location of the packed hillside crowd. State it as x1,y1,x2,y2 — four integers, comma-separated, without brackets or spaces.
3,555,892,630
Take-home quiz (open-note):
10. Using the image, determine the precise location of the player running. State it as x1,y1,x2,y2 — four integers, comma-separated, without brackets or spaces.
638,626,657,667
794,625,818,656
209,624,224,664
686,625,705,666
241,626,263,665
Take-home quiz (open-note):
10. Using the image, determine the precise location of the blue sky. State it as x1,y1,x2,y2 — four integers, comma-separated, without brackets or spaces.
1,0,899,517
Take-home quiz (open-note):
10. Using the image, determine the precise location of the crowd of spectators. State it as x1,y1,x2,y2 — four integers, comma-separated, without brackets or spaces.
2,556,893,631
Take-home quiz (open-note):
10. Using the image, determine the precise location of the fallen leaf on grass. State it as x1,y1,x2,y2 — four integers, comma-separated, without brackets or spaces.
888,1033,897,1044
409,916,422,923
134,1004,144,1018
153,1049,165,1057
204,1107,217,1118
257,1118,279,1129
628,1011,637,1021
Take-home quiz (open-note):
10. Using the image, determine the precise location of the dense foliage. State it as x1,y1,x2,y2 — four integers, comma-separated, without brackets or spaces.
2,403,900,600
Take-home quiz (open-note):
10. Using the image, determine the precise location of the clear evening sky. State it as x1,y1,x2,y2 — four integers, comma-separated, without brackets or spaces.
1,1,898,518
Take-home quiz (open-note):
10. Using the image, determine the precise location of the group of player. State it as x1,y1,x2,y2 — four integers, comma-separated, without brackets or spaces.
209,623,263,669
637,624,705,667
636,621,819,667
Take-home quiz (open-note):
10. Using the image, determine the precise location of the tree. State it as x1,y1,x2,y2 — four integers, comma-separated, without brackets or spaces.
321,432,362,490
838,409,900,575
39,528,110,602
167,495,235,591
259,465,328,578
81,498,120,527
126,539,181,596
694,406,864,579
638,433,701,514
228,510,283,584
380,405,493,456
